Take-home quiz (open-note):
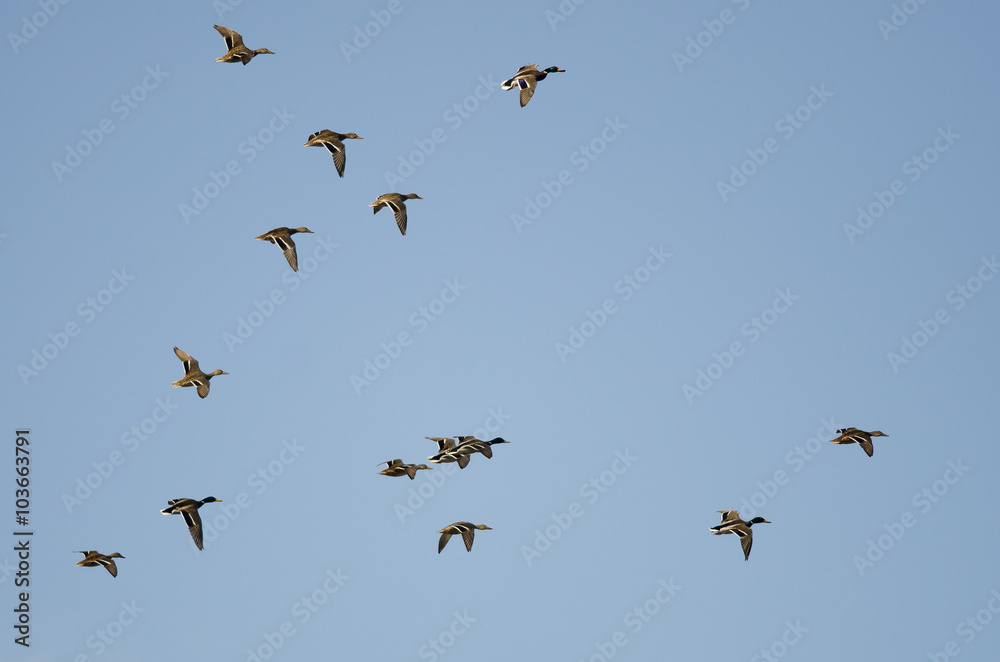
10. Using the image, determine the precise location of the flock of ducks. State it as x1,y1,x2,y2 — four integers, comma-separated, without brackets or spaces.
76,423,885,571
711,427,890,560
73,21,548,565
212,26,567,270
378,435,510,552
72,25,889,574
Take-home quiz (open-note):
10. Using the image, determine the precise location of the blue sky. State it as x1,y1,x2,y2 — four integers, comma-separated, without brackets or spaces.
3,1,1000,661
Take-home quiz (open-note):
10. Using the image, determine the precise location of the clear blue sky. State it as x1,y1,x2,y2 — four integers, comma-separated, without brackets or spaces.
3,1,999,661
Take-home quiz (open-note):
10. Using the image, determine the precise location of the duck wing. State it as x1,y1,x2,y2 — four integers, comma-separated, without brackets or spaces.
181,508,205,550
173,347,200,375
214,25,244,50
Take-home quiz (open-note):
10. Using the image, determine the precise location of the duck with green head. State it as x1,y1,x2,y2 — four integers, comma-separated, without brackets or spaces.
454,436,511,460
161,497,222,550
502,64,565,107
710,510,771,561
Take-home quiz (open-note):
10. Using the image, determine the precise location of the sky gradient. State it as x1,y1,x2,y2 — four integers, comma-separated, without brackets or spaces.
3,1,999,661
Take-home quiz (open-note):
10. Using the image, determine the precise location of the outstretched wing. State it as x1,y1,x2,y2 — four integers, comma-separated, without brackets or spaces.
214,25,244,50
173,347,199,375
518,77,537,107
181,508,205,550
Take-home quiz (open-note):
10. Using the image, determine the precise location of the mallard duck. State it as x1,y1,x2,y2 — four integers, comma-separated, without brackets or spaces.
438,522,492,553
378,459,431,480
501,64,565,107
369,193,422,236
74,551,125,578
829,428,887,458
255,227,314,272
455,436,511,460
161,497,222,550
213,25,274,65
710,510,770,561
171,348,227,398
426,437,473,469
303,130,363,178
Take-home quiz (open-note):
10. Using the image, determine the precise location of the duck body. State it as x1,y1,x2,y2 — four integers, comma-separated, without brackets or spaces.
710,510,770,561
214,25,274,64
379,459,431,480
75,550,125,577
454,436,511,459
425,437,474,469
438,522,492,553
829,427,887,458
369,193,422,235
303,130,363,177
171,347,228,398
502,64,565,107
255,227,314,272
161,497,222,550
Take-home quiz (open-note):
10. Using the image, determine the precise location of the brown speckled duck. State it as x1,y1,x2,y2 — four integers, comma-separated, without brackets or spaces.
214,25,274,65
303,130,363,178
255,227,314,272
